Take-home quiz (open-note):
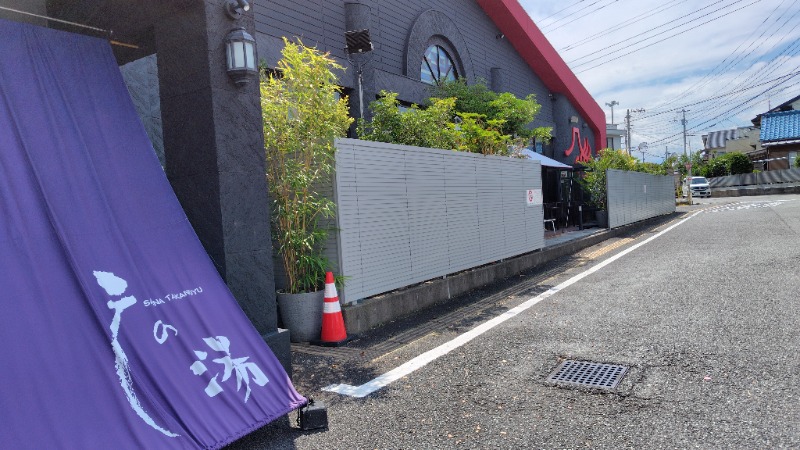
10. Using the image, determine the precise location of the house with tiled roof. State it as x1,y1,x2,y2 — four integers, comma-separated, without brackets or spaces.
749,93,800,170
702,126,760,160
758,110,800,170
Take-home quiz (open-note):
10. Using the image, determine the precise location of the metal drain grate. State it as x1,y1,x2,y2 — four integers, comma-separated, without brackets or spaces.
547,360,628,389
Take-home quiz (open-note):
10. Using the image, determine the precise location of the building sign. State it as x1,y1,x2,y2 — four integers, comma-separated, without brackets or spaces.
563,127,593,163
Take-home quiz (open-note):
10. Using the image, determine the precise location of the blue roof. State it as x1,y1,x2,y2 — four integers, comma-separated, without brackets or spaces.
760,110,800,142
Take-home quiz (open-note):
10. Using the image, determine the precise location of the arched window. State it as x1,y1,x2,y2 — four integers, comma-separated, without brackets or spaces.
421,45,458,85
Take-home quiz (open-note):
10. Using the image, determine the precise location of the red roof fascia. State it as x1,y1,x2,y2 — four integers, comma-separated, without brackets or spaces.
476,0,606,151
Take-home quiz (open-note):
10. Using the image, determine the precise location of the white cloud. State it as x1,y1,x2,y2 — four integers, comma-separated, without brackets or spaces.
520,0,800,160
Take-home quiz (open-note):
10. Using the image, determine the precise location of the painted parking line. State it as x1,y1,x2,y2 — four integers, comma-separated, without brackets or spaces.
323,212,701,398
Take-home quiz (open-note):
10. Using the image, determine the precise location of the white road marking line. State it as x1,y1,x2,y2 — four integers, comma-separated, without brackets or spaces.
323,212,700,398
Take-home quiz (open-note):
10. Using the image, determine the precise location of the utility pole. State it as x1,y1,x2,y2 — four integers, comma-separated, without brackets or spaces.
681,109,689,156
625,108,645,157
681,109,692,205
605,100,619,124
625,109,631,156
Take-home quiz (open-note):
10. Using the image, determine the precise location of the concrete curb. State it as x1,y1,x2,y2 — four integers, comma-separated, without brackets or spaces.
341,212,683,335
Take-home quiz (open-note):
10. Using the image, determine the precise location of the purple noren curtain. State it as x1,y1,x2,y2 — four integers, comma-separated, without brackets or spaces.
0,19,305,449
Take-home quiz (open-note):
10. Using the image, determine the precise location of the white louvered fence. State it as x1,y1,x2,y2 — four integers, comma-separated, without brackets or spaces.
330,138,545,304
606,169,675,229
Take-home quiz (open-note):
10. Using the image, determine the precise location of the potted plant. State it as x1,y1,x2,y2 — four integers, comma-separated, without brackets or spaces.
260,38,353,342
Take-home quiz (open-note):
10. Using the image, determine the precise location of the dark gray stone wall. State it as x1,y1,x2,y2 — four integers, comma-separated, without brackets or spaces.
254,0,564,137
490,67,505,93
0,0,47,25
154,0,290,369
120,55,164,166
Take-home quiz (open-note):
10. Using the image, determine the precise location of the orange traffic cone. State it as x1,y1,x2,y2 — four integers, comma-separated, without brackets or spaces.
317,271,349,346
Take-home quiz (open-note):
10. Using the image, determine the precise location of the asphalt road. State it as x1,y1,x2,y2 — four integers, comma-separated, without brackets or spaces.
229,194,800,449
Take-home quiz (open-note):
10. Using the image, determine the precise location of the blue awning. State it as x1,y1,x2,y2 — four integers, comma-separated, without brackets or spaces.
520,149,573,169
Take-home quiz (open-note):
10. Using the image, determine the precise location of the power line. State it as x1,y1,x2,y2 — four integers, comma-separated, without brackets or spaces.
638,70,800,119
654,0,798,108
667,1,800,109
633,82,800,145
540,0,613,31
568,0,737,65
561,0,689,52
573,0,764,72
624,1,799,132
537,0,587,25
641,74,800,136
545,0,621,34
645,72,800,146
736,32,800,87
527,0,800,146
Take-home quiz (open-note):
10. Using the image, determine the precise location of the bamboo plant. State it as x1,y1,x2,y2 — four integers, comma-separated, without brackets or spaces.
260,38,353,294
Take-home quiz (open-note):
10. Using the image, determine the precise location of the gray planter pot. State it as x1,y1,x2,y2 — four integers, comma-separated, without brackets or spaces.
277,290,324,343
595,210,608,228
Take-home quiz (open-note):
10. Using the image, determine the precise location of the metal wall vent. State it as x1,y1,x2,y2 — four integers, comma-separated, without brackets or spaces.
547,360,628,389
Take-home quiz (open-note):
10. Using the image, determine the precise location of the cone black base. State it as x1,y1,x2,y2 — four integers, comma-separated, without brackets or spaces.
310,334,356,347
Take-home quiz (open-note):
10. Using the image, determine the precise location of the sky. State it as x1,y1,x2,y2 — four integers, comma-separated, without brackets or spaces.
520,0,800,161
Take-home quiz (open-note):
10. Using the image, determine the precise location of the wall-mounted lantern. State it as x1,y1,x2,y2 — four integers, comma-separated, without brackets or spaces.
225,27,257,86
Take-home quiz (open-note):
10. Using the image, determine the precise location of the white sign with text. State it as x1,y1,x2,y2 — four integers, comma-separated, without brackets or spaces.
526,189,543,206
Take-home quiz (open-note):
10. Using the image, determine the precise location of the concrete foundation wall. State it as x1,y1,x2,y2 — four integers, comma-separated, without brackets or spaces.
709,168,800,188
711,184,800,197
343,212,681,334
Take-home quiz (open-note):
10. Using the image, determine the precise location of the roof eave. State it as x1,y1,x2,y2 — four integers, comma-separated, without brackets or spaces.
762,139,800,147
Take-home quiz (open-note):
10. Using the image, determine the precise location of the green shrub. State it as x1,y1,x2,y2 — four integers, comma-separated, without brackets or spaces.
455,112,510,156
357,91,517,155
661,153,679,175
356,91,460,151
429,79,495,120
706,157,728,178
578,149,638,210
702,152,753,178
637,161,667,175
430,79,551,143
727,152,752,175
358,83,552,156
